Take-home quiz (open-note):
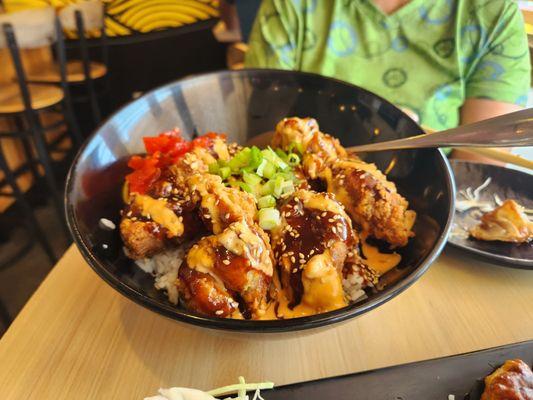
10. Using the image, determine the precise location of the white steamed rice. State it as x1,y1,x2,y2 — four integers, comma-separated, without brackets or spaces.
342,266,368,303
134,246,189,305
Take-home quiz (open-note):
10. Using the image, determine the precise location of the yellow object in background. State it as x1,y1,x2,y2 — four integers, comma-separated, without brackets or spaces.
3,0,219,37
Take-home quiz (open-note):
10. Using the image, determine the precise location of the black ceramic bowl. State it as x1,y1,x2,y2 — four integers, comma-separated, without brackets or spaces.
66,69,455,333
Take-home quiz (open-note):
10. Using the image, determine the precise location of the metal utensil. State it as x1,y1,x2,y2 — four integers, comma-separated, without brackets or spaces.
347,108,533,152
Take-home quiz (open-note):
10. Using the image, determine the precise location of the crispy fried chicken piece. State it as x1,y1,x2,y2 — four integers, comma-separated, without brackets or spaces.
177,220,274,318
321,158,416,247
120,139,236,260
273,117,346,179
166,137,231,185
120,218,166,260
270,189,359,311
273,117,346,161
271,117,416,247
481,359,533,400
120,167,201,260
470,200,533,243
177,266,238,317
186,173,257,234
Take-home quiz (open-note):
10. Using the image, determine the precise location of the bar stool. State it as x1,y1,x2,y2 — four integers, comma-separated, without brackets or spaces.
0,8,80,234
27,0,108,127
0,143,56,267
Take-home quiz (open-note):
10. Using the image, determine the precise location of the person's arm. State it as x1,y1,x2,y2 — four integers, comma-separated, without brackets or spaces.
244,0,300,69
453,2,531,164
453,99,523,164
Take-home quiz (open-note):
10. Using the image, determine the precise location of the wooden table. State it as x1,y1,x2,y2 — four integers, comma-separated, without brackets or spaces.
1,244,533,399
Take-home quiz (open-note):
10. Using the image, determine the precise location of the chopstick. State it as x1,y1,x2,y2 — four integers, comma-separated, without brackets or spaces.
422,125,533,170
454,147,533,170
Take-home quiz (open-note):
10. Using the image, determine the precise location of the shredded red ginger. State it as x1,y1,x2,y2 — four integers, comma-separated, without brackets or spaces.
125,129,226,194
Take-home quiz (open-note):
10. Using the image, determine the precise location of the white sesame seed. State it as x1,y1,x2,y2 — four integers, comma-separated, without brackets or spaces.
215,310,224,315
223,259,230,265
290,256,296,263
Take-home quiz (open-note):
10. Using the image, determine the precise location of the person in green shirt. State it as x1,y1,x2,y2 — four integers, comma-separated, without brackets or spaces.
245,0,531,147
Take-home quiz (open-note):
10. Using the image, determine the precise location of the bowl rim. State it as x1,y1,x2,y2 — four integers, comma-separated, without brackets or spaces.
65,68,456,333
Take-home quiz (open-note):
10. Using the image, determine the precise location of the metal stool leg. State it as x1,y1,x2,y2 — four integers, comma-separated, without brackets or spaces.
13,115,41,182
76,10,101,126
0,140,57,264
54,16,83,149
27,112,69,237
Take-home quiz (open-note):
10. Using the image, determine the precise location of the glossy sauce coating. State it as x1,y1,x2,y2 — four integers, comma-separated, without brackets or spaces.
482,359,533,400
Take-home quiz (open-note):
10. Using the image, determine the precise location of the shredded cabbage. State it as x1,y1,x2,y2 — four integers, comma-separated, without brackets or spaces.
144,377,274,400
207,376,274,399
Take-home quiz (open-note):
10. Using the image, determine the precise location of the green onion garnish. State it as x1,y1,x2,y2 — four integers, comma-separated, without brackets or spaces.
257,195,276,209
207,144,301,214
287,152,300,166
258,207,281,230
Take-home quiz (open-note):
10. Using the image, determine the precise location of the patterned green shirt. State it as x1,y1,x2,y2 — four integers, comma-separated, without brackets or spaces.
245,0,531,130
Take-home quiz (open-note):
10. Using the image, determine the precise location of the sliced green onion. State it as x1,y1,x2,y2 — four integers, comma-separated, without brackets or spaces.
238,182,253,193
273,175,285,198
275,148,288,161
257,195,276,209
219,166,231,180
229,148,251,172
258,207,281,230
262,161,277,179
242,171,262,187
261,147,288,170
249,146,263,169
255,159,267,177
208,162,219,175
280,180,295,197
288,141,305,155
273,171,295,182
260,180,275,196
217,159,229,168
287,153,300,166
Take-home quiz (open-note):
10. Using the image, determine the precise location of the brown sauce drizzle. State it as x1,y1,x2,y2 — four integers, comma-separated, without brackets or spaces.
275,197,352,308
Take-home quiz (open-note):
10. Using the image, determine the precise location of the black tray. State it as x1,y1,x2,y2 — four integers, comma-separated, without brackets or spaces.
266,341,533,400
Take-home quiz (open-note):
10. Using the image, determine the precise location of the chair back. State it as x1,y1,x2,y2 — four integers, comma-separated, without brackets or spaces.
0,7,55,49
1,23,35,113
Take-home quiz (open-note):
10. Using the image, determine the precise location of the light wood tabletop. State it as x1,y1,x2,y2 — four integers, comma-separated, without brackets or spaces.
1,244,533,399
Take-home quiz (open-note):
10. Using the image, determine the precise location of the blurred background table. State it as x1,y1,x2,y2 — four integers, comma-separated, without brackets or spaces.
0,244,532,399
